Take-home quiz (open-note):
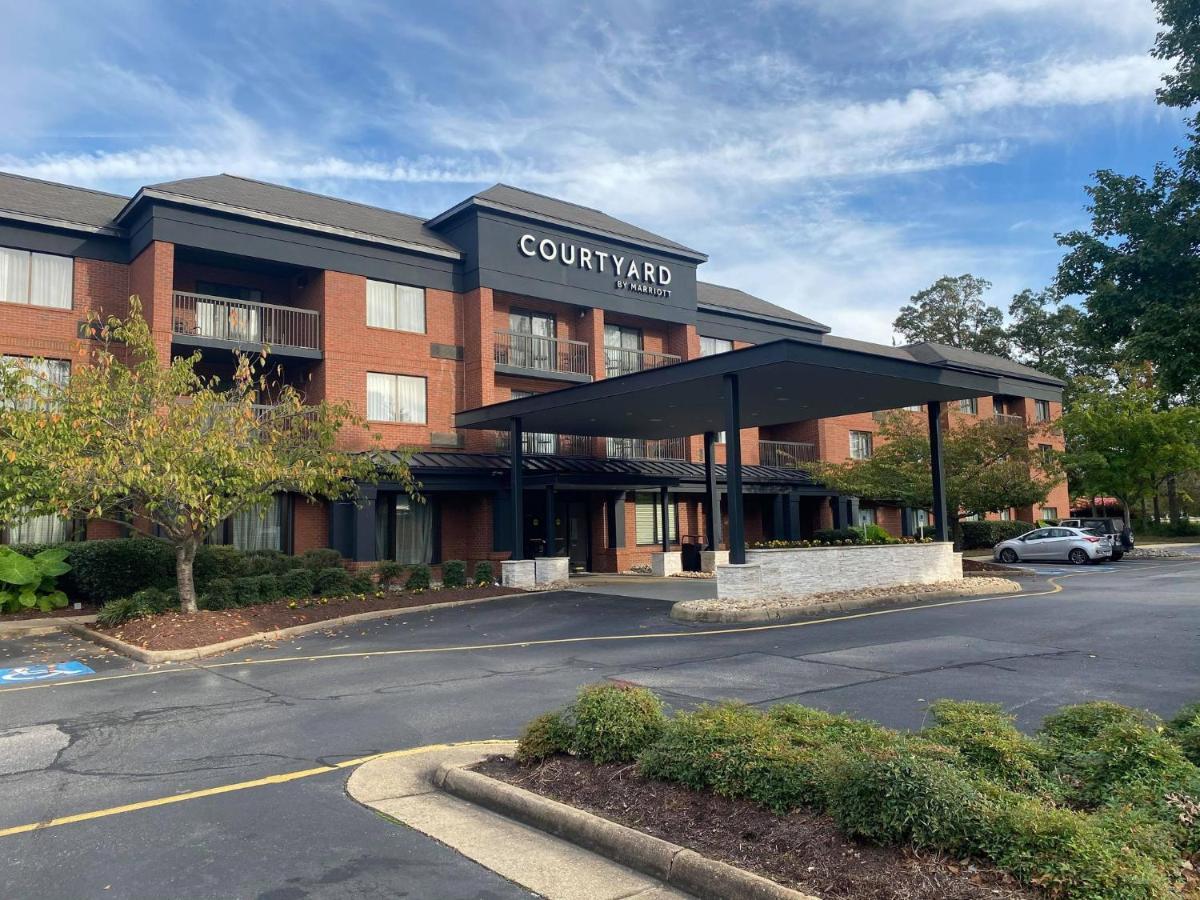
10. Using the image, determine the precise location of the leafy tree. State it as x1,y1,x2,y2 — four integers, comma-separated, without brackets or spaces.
814,413,1063,544
893,274,1009,356
1006,289,1080,383
0,299,413,613
1058,364,1200,525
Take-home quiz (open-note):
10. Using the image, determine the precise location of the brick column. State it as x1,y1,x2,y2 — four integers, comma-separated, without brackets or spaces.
128,241,175,363
462,287,497,451
578,307,607,457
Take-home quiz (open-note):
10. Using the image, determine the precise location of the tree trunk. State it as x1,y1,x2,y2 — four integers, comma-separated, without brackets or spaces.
176,539,199,614
1121,501,1131,527
1168,476,1181,525
1153,494,1162,525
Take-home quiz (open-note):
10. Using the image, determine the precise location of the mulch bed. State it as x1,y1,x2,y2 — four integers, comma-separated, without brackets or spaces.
91,586,523,651
0,605,97,621
476,755,1035,900
962,557,1017,574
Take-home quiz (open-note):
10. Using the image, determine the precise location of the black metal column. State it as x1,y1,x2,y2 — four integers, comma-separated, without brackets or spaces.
659,485,670,552
543,485,556,556
352,484,378,562
927,401,949,542
510,417,524,559
703,431,722,551
724,373,746,564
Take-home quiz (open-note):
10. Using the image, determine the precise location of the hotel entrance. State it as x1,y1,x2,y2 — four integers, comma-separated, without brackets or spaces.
523,492,591,572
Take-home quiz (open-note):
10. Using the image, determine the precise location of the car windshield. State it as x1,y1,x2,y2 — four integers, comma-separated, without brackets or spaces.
1082,528,1104,537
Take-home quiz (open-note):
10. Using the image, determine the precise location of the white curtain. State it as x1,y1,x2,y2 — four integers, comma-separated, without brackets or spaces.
635,493,677,545
394,496,432,564
0,247,30,304
229,499,282,551
367,280,425,332
29,253,73,309
366,280,396,329
8,512,67,544
367,373,426,423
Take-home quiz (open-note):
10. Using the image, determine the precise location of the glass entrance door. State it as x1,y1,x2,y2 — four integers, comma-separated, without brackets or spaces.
567,500,590,572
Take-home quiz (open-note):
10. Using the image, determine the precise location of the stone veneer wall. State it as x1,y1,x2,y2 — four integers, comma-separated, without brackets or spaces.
716,543,961,601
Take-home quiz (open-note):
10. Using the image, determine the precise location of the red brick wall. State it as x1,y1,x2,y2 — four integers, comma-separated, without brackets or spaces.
128,241,174,362
292,498,329,554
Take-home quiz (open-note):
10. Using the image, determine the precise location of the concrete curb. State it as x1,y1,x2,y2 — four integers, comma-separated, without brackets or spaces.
437,762,815,900
67,592,520,663
669,580,1024,624
0,614,96,638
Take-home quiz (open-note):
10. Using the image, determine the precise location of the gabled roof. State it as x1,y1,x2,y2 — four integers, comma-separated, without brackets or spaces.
427,183,707,261
118,174,462,259
902,342,1064,386
0,172,125,235
697,281,829,333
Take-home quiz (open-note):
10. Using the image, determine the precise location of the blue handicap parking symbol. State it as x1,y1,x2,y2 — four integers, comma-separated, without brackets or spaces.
0,660,95,683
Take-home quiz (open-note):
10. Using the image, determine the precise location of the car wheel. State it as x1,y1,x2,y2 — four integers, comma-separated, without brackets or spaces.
1068,548,1090,565
1109,552,1123,562
999,548,1018,564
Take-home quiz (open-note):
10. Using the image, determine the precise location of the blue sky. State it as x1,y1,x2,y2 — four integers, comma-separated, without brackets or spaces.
0,0,1187,343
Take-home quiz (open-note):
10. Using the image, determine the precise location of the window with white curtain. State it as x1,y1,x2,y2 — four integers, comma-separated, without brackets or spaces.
228,500,283,552
958,398,978,414
0,246,72,309
1,355,69,409
849,430,873,460
367,373,426,423
634,492,678,545
379,494,433,564
699,336,733,356
3,511,68,544
366,279,425,333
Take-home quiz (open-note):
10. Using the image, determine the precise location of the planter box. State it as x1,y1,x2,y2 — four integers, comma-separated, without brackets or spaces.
716,543,960,601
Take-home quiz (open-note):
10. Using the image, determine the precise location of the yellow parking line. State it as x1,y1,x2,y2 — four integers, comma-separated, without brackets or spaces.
0,739,513,839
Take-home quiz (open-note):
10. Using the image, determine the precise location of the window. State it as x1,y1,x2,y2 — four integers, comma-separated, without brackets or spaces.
511,390,555,453
1035,399,1051,422
508,310,556,370
699,335,734,357
958,398,978,414
849,430,873,460
2,511,69,544
376,494,433,564
1040,507,1059,521
999,509,1012,521
366,279,425,333
1038,443,1053,464
857,507,877,526
902,405,922,412
0,246,72,309
367,373,426,423
206,497,284,551
635,492,678,545
1,356,69,409
604,323,643,376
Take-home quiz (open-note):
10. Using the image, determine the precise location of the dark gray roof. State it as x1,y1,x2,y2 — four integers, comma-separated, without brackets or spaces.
0,172,125,234
697,281,829,333
428,183,707,260
127,174,461,258
903,342,1064,386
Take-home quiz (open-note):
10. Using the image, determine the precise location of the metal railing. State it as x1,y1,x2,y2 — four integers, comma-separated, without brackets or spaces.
605,437,688,461
758,440,817,468
994,412,1025,426
494,330,590,378
603,346,681,378
494,431,594,457
172,291,321,352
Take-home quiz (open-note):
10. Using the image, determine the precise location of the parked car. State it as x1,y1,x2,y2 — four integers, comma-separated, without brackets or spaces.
993,526,1114,565
1059,517,1133,560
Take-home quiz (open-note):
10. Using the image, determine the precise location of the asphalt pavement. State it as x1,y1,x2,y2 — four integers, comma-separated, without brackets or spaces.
2,556,1198,899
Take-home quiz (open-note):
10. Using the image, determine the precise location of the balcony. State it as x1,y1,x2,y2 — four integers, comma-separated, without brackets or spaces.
759,440,817,469
494,431,594,457
605,437,688,461
994,413,1025,426
603,346,681,378
493,330,591,383
172,291,321,358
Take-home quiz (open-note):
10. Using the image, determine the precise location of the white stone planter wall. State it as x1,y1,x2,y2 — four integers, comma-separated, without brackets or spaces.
534,556,570,587
650,551,682,577
700,550,729,573
716,543,960,601
501,559,537,589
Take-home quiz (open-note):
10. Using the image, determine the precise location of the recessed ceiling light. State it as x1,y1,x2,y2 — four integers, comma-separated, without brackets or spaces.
777,397,790,401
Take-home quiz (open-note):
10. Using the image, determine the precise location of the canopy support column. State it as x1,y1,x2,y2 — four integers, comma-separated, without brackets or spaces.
724,373,746,564
543,485,556,557
510,417,524,559
703,430,722,551
659,485,670,553
927,401,949,542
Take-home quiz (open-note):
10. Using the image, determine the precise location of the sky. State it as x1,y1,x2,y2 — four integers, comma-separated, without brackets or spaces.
0,0,1187,344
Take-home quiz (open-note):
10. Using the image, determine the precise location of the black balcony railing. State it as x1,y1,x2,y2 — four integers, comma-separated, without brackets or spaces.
494,330,590,378
603,346,681,378
759,440,816,468
605,437,688,460
173,291,320,352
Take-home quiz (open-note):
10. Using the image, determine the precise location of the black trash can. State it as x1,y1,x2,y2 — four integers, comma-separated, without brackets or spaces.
681,535,703,572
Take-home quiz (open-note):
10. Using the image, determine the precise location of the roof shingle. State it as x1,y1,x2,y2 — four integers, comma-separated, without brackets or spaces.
0,172,125,233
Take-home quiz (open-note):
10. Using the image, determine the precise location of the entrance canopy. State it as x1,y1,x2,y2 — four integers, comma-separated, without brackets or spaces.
455,338,1063,439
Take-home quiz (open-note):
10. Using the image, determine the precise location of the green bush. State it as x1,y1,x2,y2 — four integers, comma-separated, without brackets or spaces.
252,574,284,603
374,560,404,586
569,683,665,764
1165,702,1200,766
348,572,374,594
441,559,467,589
0,545,72,614
129,586,174,614
279,568,316,598
230,576,261,607
860,523,894,544
244,549,292,575
813,528,862,544
474,561,495,585
515,712,574,764
314,566,352,597
300,548,342,572
405,564,431,591
201,577,236,610
96,591,164,627
15,538,175,604
921,700,1050,792
959,520,1036,550
194,545,249,584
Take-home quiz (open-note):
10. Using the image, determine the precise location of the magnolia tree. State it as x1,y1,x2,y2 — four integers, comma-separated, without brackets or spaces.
0,298,413,613
814,412,1064,544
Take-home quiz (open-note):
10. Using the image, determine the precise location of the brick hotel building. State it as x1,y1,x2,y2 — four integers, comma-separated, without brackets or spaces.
0,173,1069,571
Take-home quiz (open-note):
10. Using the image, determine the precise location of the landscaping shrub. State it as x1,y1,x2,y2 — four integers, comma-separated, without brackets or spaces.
19,538,175,604
515,712,574,764
300,548,342,572
569,683,665,764
1165,701,1200,766
921,700,1050,792
959,520,1036,550
405,564,431,591
193,545,249,584
441,559,467,589
230,576,261,607
374,560,404,586
474,561,495,585
813,527,862,545
0,545,72,614
201,577,236,610
96,593,159,626
348,572,374,594
860,523,894,544
252,574,284,603
129,586,174,614
279,568,316,598
314,566,352,597
244,549,292,575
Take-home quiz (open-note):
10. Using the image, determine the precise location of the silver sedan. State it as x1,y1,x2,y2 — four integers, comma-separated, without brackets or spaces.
993,527,1114,565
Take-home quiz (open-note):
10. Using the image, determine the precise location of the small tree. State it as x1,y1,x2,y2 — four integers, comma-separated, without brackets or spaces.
0,298,413,612
814,412,1063,544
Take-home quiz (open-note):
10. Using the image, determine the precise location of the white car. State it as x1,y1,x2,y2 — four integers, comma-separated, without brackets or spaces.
993,527,1114,565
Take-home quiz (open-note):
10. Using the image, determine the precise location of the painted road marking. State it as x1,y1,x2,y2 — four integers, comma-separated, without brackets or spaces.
0,661,95,684
0,559,1193,696
0,739,512,839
